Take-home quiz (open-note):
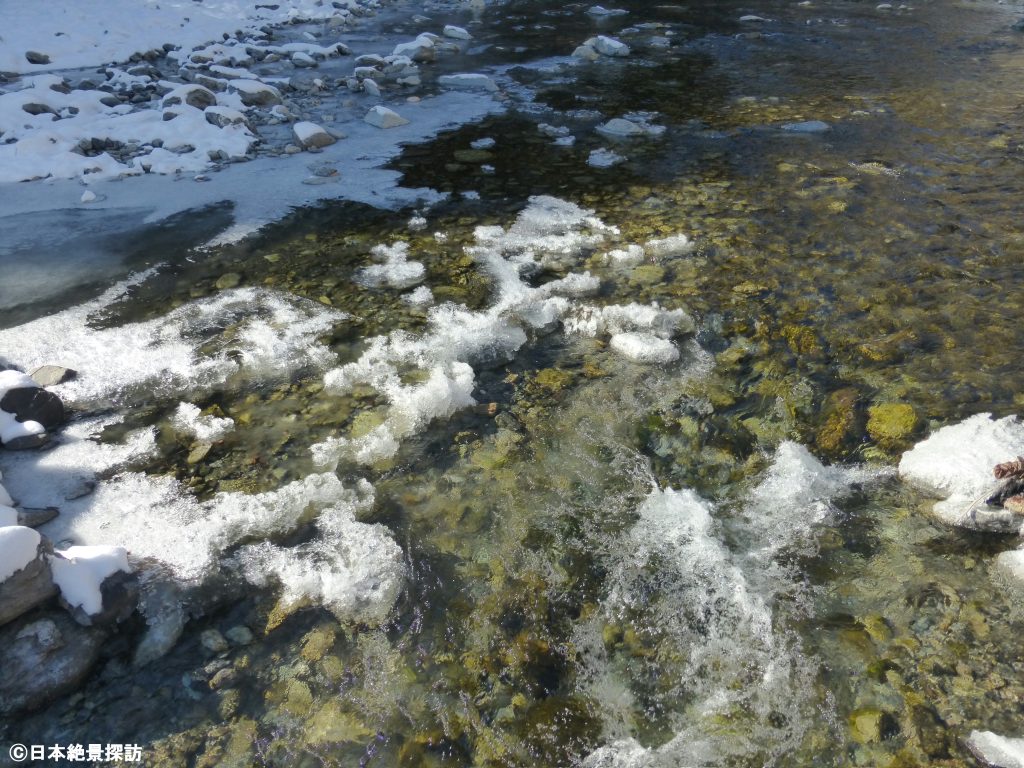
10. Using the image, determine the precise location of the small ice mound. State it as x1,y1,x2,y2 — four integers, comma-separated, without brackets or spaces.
609,332,679,364
745,442,881,556
589,148,625,168
966,731,1024,768
0,526,41,581
644,233,694,258
49,545,130,616
0,276,347,408
236,480,403,626
355,241,426,289
402,285,434,307
171,402,234,442
581,739,651,768
898,413,1024,529
604,244,645,266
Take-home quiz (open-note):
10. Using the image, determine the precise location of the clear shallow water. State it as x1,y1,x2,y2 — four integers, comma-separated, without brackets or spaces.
5,0,1024,766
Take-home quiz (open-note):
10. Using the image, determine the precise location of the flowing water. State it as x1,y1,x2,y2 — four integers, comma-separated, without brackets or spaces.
5,0,1024,766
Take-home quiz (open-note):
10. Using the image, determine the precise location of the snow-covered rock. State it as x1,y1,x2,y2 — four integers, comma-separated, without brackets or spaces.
588,148,625,167
49,545,134,624
293,120,337,149
443,25,472,40
645,233,694,258
588,35,630,57
0,526,57,627
364,105,410,129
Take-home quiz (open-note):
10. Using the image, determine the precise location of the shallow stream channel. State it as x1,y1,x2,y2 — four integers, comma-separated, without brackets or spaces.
5,0,1024,766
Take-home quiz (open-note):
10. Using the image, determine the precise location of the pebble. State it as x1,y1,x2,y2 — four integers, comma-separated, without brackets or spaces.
225,625,254,645
200,629,229,654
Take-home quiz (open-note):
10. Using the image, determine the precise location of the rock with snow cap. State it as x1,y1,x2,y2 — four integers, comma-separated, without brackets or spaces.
0,527,57,627
292,121,337,149
49,545,136,627
364,105,410,129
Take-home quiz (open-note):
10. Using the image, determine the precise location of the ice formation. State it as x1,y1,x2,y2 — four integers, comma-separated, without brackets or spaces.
313,197,697,468
899,413,1024,528
0,276,346,408
355,241,426,289
236,478,404,625
966,731,1024,768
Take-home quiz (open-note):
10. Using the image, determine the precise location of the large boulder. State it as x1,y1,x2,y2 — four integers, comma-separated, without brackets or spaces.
0,527,57,627
1,386,65,430
0,611,105,716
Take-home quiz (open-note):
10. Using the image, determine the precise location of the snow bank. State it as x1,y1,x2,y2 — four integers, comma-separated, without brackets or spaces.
0,0,365,75
49,545,131,616
898,413,1024,528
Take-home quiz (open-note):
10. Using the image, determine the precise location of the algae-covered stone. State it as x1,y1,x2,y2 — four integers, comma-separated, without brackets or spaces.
215,273,242,290
306,700,374,744
300,625,336,663
534,368,574,393
867,403,918,446
816,387,861,455
849,708,899,744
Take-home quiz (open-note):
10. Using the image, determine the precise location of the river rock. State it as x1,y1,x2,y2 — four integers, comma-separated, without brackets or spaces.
0,528,57,627
17,506,60,528
29,365,77,387
588,35,630,57
25,50,51,65
0,386,65,430
0,611,106,716
133,577,187,667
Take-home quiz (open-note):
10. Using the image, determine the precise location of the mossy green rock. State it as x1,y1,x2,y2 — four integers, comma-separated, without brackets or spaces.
867,403,918,445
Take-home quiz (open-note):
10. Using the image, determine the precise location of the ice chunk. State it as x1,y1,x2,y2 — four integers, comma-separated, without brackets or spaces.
966,731,1024,768
644,233,694,258
171,402,234,442
588,148,625,167
609,332,679,364
443,25,473,40
438,73,498,92
49,545,130,616
0,526,41,581
355,241,426,289
898,413,1024,527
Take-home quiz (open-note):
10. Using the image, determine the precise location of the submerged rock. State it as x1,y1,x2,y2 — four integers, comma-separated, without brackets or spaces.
866,402,918,447
0,611,105,715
